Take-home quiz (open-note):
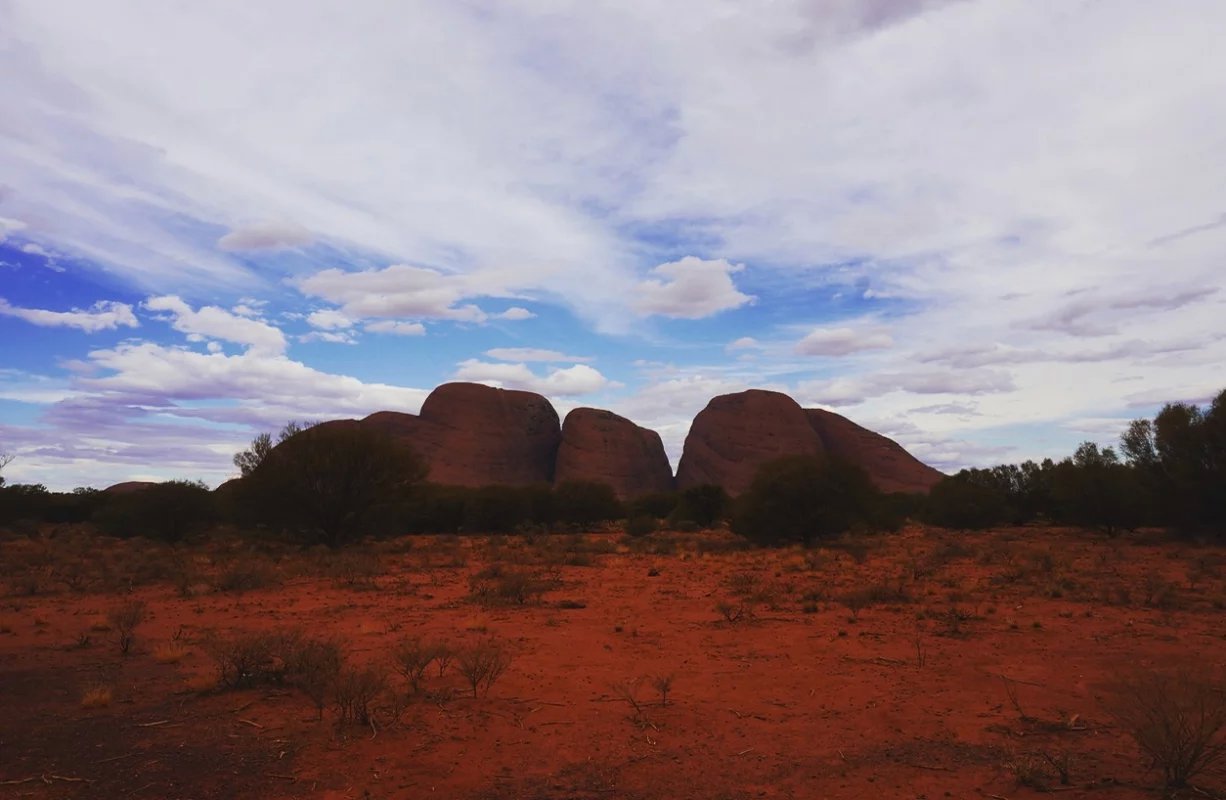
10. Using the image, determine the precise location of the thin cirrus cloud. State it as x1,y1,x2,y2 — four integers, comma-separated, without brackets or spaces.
216,222,314,252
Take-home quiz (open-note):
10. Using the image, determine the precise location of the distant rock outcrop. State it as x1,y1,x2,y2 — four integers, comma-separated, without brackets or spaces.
236,382,943,500
675,390,826,496
344,383,561,487
554,408,674,498
104,481,157,494
804,409,944,494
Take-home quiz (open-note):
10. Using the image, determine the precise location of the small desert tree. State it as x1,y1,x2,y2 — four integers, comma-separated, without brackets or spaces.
0,451,12,487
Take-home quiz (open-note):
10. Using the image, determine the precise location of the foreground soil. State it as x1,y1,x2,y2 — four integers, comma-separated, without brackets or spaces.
1,524,1223,799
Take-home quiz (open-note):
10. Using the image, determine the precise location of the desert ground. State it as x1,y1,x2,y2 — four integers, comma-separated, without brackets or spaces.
0,524,1222,799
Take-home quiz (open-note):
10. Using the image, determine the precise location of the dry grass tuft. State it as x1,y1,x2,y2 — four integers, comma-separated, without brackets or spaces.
80,684,113,708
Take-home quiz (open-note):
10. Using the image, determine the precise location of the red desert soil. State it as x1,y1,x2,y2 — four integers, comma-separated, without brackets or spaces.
1,525,1223,799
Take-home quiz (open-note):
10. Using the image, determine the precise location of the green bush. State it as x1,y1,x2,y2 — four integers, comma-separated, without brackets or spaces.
731,456,880,546
553,481,622,526
669,484,728,528
94,480,216,542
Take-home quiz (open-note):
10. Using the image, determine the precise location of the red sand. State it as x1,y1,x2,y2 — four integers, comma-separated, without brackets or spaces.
1,525,1222,799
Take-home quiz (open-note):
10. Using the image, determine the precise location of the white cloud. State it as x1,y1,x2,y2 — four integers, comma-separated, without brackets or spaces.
634,257,754,319
726,337,761,351
484,348,592,363
0,216,27,241
305,309,353,330
364,320,426,336
0,298,138,332
298,265,489,322
82,341,428,421
453,359,610,396
795,326,893,356
216,222,313,251
143,295,286,354
496,307,536,321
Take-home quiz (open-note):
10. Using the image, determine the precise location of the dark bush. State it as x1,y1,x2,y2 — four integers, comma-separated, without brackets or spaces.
626,491,679,520
237,424,426,547
731,456,881,546
553,481,622,526
670,484,728,528
94,480,216,542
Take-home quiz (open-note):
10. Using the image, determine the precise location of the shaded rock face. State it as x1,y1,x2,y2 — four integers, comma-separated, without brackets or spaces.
805,409,944,494
675,390,826,496
104,481,157,494
363,383,562,487
555,408,674,498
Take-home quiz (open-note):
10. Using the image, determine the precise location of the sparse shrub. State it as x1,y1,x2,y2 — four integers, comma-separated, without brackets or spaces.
205,630,298,688
469,567,552,606
285,637,344,719
108,599,147,654
327,551,384,590
652,673,674,706
334,664,387,726
456,638,513,698
392,636,435,694
1110,668,1226,788
715,600,749,623
610,677,650,725
215,560,279,593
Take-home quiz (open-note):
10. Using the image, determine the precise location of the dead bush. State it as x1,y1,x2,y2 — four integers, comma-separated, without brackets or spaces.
285,637,345,719
107,599,147,655
215,560,279,593
392,636,436,693
469,567,552,606
205,629,299,689
1110,668,1226,788
456,638,513,698
334,664,387,726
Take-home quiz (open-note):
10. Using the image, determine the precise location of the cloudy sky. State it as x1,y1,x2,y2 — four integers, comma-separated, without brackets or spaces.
2,0,1224,490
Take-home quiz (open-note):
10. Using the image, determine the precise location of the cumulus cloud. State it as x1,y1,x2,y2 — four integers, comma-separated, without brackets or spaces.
484,348,592,363
496,307,536,321
726,337,761,352
298,265,489,322
0,298,138,332
634,257,754,319
364,320,425,336
216,222,313,251
305,309,353,330
453,359,610,396
144,295,286,354
795,326,893,356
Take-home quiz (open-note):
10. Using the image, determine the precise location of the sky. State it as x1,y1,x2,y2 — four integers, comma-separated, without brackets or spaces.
2,0,1225,491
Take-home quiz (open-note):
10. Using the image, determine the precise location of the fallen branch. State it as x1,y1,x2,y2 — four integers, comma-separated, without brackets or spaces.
135,720,169,727
236,718,263,729
0,774,94,786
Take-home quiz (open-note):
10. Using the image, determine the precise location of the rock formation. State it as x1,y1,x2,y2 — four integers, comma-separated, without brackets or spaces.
675,390,826,496
805,409,944,494
353,383,561,487
554,408,674,498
